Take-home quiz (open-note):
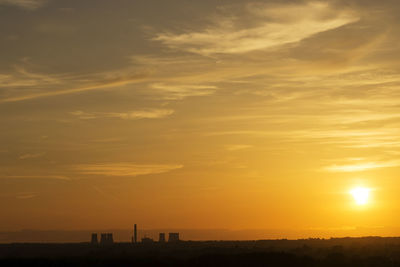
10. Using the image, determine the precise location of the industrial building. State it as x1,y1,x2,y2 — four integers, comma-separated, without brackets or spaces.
100,233,114,245
91,233,98,245
90,232,113,245
90,225,181,245
168,233,180,243
159,233,166,243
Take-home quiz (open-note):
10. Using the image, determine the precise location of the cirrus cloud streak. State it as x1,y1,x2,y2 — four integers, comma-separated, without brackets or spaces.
73,163,183,177
154,2,359,56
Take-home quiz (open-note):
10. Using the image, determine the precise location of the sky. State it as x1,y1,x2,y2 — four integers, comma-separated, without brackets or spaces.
1,0,400,239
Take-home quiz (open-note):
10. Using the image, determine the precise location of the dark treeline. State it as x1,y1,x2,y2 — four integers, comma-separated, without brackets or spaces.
1,237,400,266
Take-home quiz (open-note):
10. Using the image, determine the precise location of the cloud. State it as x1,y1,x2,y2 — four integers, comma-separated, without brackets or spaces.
19,152,45,160
0,0,47,9
0,67,149,103
225,145,253,151
323,161,400,172
151,83,217,100
69,111,97,120
2,175,71,181
0,192,38,199
154,2,359,56
70,109,174,120
91,186,119,201
16,192,38,199
90,137,125,143
73,163,183,177
0,66,62,88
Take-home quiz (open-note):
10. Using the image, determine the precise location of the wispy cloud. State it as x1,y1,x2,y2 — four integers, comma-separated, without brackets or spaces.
91,186,119,201
0,67,148,103
73,163,183,177
70,109,174,120
323,161,400,172
225,145,253,151
0,0,47,10
0,192,38,199
19,152,45,160
154,2,359,56
151,83,217,99
16,192,38,199
3,175,71,181
0,67,63,94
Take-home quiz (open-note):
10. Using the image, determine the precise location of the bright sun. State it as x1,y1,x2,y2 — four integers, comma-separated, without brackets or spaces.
350,187,370,205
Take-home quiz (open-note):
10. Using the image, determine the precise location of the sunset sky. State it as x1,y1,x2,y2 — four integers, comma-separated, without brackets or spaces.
1,0,400,239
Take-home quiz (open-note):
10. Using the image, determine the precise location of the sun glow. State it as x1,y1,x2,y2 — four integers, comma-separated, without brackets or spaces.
350,187,370,205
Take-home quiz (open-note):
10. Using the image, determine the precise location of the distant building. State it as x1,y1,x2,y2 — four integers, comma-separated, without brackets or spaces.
159,233,166,243
141,237,154,244
107,233,113,244
168,233,180,243
100,233,107,244
91,233,98,245
100,233,114,245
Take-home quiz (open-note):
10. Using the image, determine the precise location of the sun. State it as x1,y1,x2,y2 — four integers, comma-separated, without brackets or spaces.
350,187,370,205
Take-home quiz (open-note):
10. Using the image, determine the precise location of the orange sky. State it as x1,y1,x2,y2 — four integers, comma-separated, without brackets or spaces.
1,0,400,238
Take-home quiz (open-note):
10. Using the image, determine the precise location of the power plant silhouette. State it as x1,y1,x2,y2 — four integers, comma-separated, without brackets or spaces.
91,224,180,245
90,233,114,245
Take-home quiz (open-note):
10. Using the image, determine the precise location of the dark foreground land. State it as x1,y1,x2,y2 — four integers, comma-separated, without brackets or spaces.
2,237,400,266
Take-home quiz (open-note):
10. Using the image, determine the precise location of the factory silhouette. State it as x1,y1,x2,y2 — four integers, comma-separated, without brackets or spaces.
90,224,180,245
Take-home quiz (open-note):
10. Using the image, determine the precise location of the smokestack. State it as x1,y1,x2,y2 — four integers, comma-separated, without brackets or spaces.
134,224,137,243
91,233,98,245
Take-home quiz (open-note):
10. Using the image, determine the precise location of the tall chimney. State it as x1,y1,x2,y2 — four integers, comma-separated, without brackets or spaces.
134,224,137,243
